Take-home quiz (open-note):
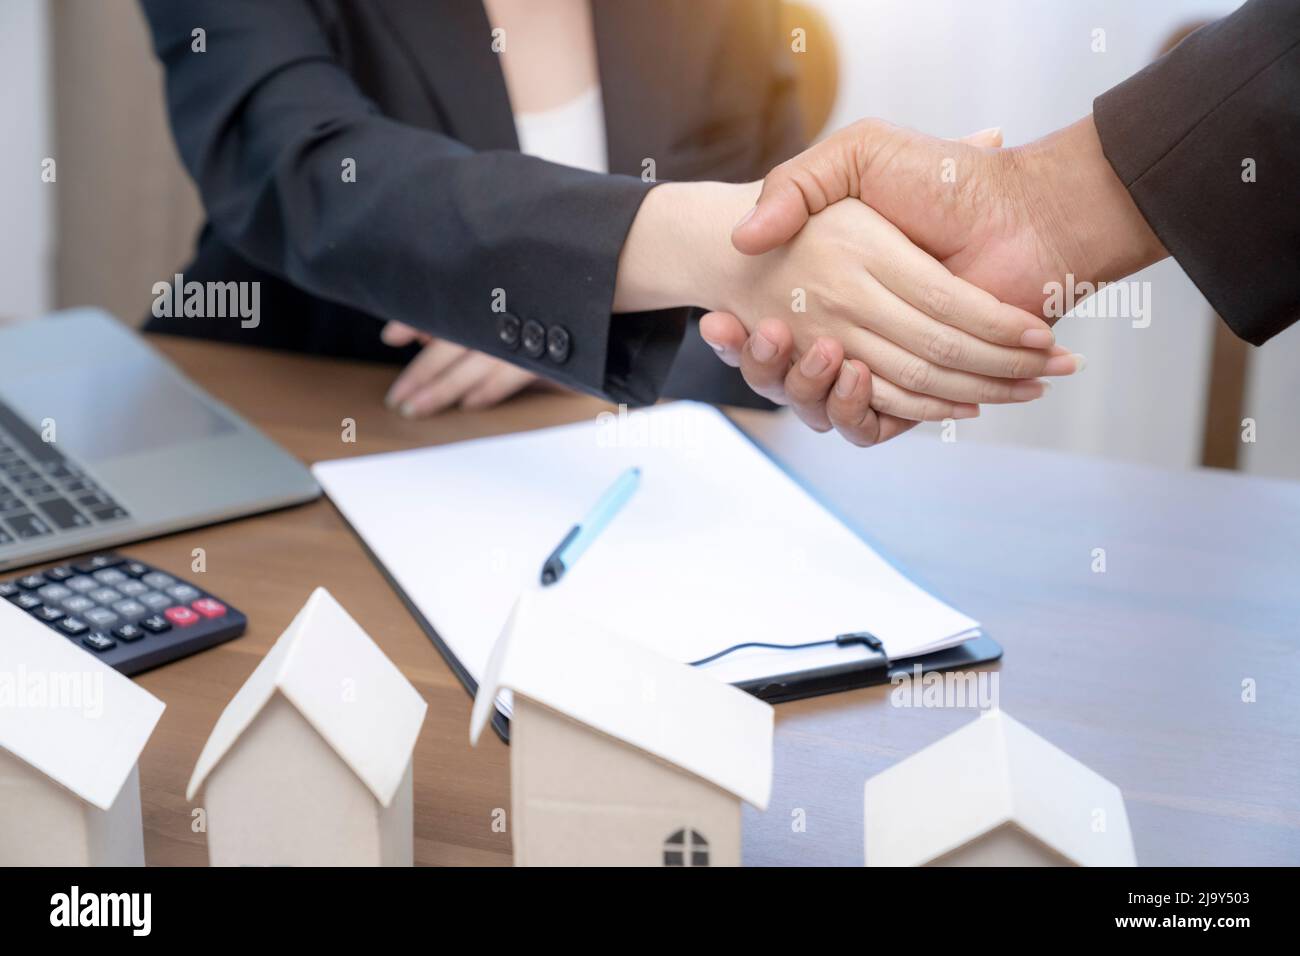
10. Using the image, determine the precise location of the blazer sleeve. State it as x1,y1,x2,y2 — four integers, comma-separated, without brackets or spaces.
138,0,681,405
1093,0,1300,346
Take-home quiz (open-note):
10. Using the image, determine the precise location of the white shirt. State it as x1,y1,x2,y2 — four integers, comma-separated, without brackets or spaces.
512,85,609,174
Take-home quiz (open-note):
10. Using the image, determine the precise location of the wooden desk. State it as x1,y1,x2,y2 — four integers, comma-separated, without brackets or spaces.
130,336,1299,866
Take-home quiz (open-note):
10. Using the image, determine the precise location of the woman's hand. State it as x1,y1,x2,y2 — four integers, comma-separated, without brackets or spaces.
381,322,546,416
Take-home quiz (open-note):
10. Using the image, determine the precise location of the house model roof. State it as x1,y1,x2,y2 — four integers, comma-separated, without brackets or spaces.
0,599,164,811
187,587,427,807
864,709,1136,866
470,590,774,810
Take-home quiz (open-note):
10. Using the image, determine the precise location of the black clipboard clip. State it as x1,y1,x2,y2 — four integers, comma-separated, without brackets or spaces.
834,630,889,665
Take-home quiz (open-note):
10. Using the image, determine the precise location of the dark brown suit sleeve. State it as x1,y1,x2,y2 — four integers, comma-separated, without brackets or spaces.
1093,0,1300,346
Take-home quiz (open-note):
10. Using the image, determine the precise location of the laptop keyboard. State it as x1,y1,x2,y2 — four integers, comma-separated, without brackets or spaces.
0,399,130,546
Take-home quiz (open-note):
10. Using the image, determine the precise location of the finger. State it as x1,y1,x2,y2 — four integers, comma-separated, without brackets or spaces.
824,360,879,446
397,353,501,418
732,124,870,256
783,337,844,432
386,338,468,409
460,364,538,411
381,321,427,348
956,126,1003,148
698,311,750,368
868,376,980,422
845,325,1047,405
856,269,1079,379
875,415,919,444
825,363,926,446
738,318,797,405
859,207,1055,349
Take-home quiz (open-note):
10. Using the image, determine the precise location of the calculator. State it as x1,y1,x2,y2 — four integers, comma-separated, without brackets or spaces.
0,552,246,675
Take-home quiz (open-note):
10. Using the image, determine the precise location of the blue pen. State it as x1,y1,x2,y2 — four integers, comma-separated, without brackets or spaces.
539,467,641,586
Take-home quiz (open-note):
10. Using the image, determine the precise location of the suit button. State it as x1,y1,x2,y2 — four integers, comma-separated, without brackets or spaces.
521,319,546,358
546,325,572,364
497,313,521,350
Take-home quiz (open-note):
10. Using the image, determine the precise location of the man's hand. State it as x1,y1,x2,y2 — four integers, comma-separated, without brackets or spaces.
381,322,547,416
705,116,1167,443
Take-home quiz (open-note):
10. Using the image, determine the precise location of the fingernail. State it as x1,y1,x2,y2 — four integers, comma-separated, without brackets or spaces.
703,338,726,354
953,404,980,419
975,126,1002,140
751,331,777,362
1020,328,1055,349
1042,354,1078,375
399,401,418,419
1011,380,1046,401
800,344,830,377
734,205,757,230
1071,353,1086,372
834,362,858,398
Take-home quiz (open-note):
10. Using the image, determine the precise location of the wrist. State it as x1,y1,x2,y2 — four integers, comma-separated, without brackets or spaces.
614,180,760,314
1013,115,1167,285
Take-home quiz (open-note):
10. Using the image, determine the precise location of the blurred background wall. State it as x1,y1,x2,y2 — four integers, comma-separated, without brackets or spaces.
4,0,1296,479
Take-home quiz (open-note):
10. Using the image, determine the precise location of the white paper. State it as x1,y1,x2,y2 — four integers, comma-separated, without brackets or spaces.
313,403,979,703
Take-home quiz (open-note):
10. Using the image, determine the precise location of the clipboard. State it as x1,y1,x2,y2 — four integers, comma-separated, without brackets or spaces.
324,403,1004,743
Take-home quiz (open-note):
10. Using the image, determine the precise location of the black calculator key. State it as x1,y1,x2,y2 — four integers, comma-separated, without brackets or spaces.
121,562,149,578
57,617,89,637
35,498,91,531
113,623,144,642
81,632,117,653
0,582,18,598
0,528,13,545
44,565,75,582
5,513,51,539
33,605,65,623
9,592,41,610
92,506,130,523
73,554,123,574
140,614,172,634
17,574,46,590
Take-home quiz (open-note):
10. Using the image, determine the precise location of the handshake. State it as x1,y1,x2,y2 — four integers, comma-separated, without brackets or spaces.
388,111,1170,440
669,113,1169,447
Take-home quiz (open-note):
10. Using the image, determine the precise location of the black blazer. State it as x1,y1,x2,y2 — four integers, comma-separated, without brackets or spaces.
1094,0,1299,346
139,0,803,406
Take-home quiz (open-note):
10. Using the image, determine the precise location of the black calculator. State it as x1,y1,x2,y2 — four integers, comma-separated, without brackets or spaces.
0,552,246,675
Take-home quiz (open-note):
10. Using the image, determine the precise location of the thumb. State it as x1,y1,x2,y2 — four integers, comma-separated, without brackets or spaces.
731,125,868,256
957,126,1003,148
730,169,816,256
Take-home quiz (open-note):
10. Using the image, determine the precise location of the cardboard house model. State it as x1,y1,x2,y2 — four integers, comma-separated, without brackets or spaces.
864,709,1136,866
0,598,164,865
470,592,774,866
187,588,427,866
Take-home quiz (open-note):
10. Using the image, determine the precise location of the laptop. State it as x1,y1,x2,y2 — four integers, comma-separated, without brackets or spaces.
0,309,320,572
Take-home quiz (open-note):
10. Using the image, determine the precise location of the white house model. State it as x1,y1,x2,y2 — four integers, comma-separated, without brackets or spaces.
864,709,1136,866
470,592,774,867
187,587,427,866
0,598,164,865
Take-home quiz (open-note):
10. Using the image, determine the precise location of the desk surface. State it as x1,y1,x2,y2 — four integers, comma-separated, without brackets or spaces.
126,335,1299,866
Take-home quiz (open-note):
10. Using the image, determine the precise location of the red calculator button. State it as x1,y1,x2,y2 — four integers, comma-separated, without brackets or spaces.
164,605,200,627
192,598,227,619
